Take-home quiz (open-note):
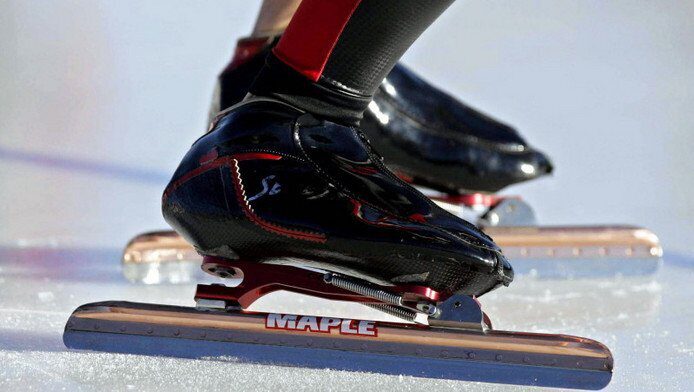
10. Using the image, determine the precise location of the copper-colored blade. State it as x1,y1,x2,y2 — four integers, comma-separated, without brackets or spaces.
486,225,662,259
121,227,662,282
64,301,613,389
122,230,199,264
485,225,663,278
123,225,661,265
121,231,202,283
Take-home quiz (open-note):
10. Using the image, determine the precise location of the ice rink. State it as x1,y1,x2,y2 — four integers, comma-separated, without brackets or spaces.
2,1,693,391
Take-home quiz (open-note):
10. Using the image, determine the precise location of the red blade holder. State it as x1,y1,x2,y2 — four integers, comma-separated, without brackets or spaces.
195,256,440,309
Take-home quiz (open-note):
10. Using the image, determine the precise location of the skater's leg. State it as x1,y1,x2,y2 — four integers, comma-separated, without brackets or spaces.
250,0,454,125
250,0,302,38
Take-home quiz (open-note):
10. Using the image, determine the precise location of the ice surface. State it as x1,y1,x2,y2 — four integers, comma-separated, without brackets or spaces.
2,1,693,390
0,246,692,391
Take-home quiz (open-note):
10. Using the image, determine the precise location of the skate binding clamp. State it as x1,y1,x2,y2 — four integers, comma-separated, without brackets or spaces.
424,191,537,227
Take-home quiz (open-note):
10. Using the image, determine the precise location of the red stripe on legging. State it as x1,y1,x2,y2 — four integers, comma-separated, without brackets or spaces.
273,0,362,82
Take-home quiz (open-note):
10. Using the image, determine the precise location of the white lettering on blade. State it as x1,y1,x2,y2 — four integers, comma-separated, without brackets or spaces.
265,314,377,337
266,313,297,329
319,317,342,332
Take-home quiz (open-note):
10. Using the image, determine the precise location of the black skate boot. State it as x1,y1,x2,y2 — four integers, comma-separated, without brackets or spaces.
210,36,552,194
163,98,513,296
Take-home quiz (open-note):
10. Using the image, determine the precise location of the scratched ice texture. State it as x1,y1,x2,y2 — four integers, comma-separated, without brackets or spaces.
1,1,693,391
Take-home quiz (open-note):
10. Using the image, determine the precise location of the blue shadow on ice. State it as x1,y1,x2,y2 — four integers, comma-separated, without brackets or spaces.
663,252,694,269
0,145,169,184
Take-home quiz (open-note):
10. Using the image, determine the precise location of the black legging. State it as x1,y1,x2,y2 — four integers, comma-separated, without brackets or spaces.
251,0,454,125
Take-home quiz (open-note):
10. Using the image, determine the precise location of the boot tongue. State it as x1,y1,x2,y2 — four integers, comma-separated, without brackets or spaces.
296,117,433,219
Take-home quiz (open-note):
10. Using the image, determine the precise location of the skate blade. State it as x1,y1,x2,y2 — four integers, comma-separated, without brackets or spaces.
121,231,204,284
485,225,663,278
63,301,613,390
122,226,662,283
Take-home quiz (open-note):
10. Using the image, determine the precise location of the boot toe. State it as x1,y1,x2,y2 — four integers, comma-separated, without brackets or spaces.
519,149,553,179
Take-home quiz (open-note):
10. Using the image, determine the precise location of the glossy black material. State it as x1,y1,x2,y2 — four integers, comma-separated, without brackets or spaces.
366,65,553,193
215,44,552,194
164,100,513,296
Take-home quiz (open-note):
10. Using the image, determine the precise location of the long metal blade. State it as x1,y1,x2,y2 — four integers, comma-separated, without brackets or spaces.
64,301,613,390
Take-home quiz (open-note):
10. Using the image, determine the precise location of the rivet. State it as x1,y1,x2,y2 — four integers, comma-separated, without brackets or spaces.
495,354,503,361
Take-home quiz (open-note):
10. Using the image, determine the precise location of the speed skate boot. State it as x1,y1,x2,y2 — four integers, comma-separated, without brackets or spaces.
66,98,616,392
119,39,659,283
66,101,614,388
162,98,512,297
210,36,553,194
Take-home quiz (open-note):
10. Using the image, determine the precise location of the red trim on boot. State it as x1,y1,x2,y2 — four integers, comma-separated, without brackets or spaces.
162,150,326,243
162,151,282,202
229,159,327,243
